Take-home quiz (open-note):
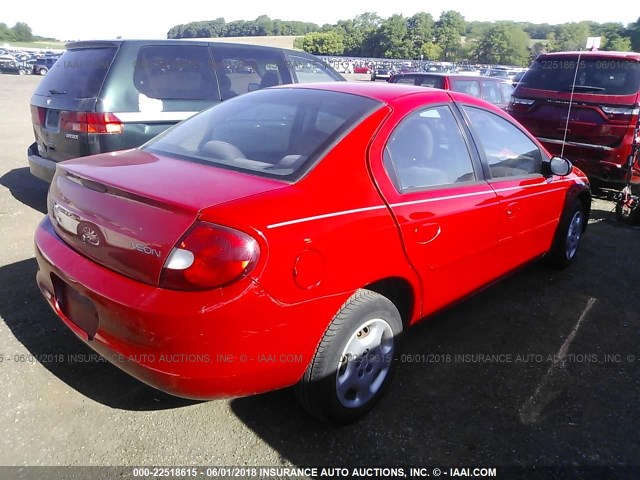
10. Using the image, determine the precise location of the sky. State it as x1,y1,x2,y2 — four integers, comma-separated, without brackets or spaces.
2,1,637,42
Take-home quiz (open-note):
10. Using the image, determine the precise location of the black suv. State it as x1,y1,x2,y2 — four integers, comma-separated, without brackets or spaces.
28,39,344,182
33,56,59,75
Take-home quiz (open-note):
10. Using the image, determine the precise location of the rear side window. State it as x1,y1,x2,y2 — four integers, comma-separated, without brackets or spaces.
522,57,640,95
384,105,476,191
134,45,218,100
393,75,418,85
34,47,116,98
289,55,342,83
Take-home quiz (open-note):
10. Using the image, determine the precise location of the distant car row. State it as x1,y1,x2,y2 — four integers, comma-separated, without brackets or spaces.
0,54,60,75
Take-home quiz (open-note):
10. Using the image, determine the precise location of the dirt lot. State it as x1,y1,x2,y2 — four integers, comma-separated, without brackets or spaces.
0,75,639,476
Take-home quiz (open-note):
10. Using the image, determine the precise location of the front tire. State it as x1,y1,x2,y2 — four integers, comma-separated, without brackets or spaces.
295,289,403,423
546,199,586,268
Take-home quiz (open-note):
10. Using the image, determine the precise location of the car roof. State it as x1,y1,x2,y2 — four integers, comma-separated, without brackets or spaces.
537,51,640,61
272,81,459,104
64,39,318,57
393,72,510,83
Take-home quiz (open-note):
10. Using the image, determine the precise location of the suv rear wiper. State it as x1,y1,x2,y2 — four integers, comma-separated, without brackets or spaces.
48,89,67,95
562,85,606,93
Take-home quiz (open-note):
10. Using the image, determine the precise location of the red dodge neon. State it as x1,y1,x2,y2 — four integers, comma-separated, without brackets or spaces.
34,82,591,422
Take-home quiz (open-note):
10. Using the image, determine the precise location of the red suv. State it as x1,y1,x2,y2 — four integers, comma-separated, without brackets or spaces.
508,51,640,186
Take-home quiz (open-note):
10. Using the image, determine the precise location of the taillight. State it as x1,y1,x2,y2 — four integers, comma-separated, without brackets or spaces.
160,222,259,291
600,105,640,122
508,97,535,112
30,105,46,126
59,111,123,134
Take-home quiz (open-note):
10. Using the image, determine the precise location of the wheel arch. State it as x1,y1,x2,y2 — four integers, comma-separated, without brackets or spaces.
363,276,415,327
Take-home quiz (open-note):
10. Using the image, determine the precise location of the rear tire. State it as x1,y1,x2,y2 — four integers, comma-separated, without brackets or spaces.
38,68,48,76
546,199,586,268
295,289,403,423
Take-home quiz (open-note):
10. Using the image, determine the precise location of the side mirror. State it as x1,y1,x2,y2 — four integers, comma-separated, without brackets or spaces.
543,156,573,177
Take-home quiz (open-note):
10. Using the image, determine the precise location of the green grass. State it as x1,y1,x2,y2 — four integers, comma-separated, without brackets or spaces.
2,40,66,50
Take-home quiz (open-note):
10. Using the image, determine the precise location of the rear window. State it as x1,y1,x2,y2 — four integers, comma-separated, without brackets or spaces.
521,57,640,95
415,75,445,88
34,47,116,98
144,88,381,180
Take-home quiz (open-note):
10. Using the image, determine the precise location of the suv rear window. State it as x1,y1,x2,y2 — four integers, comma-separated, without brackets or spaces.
34,47,116,98
522,57,640,95
144,88,381,180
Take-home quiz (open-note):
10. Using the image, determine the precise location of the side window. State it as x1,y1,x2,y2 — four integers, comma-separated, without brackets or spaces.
480,81,501,104
395,76,417,85
289,55,340,83
462,105,542,179
451,79,480,97
212,45,290,98
134,46,218,100
498,82,514,103
383,105,476,192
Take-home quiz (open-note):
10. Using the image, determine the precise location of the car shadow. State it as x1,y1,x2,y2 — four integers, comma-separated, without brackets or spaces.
231,203,640,467
0,167,48,214
0,257,198,411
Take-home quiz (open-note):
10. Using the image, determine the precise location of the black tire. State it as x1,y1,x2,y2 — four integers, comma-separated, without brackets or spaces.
546,199,586,269
295,289,403,423
38,68,48,76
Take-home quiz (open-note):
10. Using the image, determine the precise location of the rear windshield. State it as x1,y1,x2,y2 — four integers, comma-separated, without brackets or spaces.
34,47,116,99
521,56,640,95
144,88,381,180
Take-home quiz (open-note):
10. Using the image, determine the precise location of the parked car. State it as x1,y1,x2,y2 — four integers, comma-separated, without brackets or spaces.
388,72,514,109
508,51,640,186
27,39,344,183
34,82,590,423
371,65,395,81
33,56,59,75
353,66,371,74
0,55,27,75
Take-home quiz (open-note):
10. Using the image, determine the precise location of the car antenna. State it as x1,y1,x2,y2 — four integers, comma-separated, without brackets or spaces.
560,51,583,159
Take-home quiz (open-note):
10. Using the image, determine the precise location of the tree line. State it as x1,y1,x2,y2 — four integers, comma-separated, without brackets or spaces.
0,22,56,43
167,13,640,65
168,15,320,39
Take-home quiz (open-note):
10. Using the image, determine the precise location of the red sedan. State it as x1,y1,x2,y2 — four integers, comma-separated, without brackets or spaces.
34,82,591,423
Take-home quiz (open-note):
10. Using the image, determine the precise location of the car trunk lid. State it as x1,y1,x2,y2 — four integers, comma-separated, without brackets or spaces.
48,149,286,286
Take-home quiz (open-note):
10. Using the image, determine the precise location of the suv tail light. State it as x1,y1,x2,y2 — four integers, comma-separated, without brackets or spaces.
31,105,46,126
160,222,259,291
600,105,640,122
60,111,123,134
508,97,535,112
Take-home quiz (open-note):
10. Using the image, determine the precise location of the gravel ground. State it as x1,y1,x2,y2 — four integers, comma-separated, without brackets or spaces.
0,75,638,477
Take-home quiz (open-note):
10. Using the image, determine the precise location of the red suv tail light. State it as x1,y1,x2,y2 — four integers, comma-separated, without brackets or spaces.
600,105,640,123
508,97,535,112
60,111,123,134
160,222,260,291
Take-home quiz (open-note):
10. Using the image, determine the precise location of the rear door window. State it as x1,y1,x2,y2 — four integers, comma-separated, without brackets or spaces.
34,47,117,99
450,79,481,97
134,45,218,100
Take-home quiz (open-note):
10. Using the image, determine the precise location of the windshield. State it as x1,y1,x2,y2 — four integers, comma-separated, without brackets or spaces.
521,56,640,95
144,88,382,180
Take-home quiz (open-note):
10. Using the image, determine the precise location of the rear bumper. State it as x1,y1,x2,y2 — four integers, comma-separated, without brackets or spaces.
34,216,341,400
28,142,56,183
